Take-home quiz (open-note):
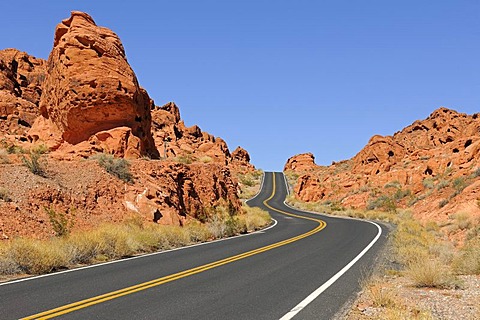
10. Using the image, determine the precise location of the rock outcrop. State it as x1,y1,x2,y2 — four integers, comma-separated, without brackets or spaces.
0,49,46,135
151,102,254,171
285,108,480,222
29,11,158,158
284,152,316,172
0,11,255,240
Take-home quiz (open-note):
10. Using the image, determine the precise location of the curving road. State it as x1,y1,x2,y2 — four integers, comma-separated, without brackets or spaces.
0,172,387,319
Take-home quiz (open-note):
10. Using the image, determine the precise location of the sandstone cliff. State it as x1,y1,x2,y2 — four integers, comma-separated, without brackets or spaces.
285,108,480,223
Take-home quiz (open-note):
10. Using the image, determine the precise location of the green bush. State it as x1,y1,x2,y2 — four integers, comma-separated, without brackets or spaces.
453,177,467,192
21,151,46,176
367,195,396,212
45,206,75,237
95,154,133,183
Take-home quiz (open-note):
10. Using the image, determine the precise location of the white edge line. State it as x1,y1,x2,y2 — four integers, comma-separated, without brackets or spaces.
278,172,383,320
279,222,382,320
283,173,290,196
1,172,276,287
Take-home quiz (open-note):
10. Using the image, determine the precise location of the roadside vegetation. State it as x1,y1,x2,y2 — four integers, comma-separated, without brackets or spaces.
285,191,480,319
92,153,133,183
0,175,271,278
237,170,263,200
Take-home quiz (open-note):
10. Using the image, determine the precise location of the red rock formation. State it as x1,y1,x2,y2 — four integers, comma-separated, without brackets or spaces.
284,152,317,172
151,102,254,171
286,108,480,223
0,49,46,135
29,11,158,158
0,11,256,240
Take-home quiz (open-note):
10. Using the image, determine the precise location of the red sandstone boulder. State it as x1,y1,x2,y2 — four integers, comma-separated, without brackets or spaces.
284,152,317,172
29,11,158,158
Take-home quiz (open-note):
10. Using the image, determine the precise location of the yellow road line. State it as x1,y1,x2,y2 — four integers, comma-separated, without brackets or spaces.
22,173,327,320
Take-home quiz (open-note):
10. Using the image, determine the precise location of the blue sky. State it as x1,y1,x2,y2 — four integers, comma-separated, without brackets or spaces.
2,1,479,170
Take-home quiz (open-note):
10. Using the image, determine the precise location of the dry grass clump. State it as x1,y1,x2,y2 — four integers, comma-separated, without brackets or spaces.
365,277,397,309
237,205,271,232
452,237,480,275
406,259,457,289
6,238,69,274
199,156,212,163
0,204,271,277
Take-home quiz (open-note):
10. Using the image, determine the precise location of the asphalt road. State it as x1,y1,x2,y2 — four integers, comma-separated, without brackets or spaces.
0,172,388,320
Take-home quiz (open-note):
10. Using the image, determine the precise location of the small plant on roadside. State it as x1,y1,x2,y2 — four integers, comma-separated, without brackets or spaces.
45,206,75,237
95,154,133,183
21,150,46,176
406,258,458,289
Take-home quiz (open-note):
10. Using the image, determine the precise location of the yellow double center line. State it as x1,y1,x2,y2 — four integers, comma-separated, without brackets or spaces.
22,173,327,319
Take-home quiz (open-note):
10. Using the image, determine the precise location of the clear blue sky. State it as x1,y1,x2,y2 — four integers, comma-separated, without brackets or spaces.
2,1,479,170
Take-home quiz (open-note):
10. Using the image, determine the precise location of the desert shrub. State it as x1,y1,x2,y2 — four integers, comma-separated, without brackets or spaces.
438,199,449,208
366,279,397,308
451,212,472,230
95,154,133,183
0,188,11,202
406,259,457,288
422,178,435,189
393,188,411,201
21,151,46,176
452,176,467,193
45,206,75,237
453,237,480,275
174,154,195,164
436,179,450,190
367,195,396,212
239,175,255,187
31,144,49,155
199,156,212,163
384,181,401,189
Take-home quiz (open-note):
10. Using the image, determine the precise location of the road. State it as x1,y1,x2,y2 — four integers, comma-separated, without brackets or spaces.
0,172,387,319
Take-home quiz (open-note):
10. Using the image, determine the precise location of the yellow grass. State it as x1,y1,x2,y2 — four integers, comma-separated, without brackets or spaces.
0,204,271,276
